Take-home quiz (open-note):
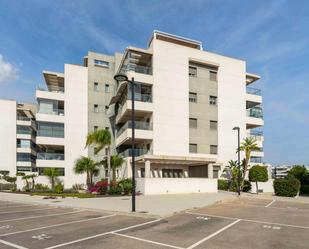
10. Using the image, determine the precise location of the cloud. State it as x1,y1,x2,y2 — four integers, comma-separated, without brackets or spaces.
0,54,19,84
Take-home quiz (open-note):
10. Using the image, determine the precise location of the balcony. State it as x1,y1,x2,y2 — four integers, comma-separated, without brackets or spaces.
246,87,262,105
118,148,150,158
16,116,36,128
246,106,264,129
36,85,65,101
250,157,263,164
36,108,65,123
36,153,65,167
117,121,152,137
37,153,64,160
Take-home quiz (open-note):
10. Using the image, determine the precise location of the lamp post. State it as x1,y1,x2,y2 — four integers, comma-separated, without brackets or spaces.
233,126,241,196
114,73,136,212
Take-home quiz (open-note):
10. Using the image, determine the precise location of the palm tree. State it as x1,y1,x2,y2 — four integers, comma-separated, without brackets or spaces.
22,175,31,190
74,156,100,189
102,155,124,186
28,174,37,190
85,129,111,186
238,137,259,190
43,168,60,189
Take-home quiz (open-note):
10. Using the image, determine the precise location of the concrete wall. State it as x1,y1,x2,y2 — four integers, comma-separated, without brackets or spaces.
0,99,16,176
64,64,89,188
250,179,274,193
136,178,217,195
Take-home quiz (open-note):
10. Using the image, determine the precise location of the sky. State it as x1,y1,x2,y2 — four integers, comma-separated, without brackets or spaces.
0,0,308,165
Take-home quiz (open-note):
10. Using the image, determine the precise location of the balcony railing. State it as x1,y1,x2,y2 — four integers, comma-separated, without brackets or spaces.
37,153,64,160
118,148,150,158
250,157,262,163
37,129,64,138
38,108,64,116
120,64,152,75
247,130,263,140
37,85,64,93
247,107,263,119
246,87,261,96
17,116,32,121
128,93,152,103
117,121,152,137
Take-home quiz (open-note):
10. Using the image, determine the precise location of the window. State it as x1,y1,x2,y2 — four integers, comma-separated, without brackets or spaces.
105,106,109,114
210,145,218,154
209,71,217,81
189,118,197,128
105,84,110,93
189,143,198,153
210,120,218,130
189,66,197,77
94,82,99,91
94,126,98,132
189,92,197,103
209,96,217,105
94,104,99,113
94,59,109,68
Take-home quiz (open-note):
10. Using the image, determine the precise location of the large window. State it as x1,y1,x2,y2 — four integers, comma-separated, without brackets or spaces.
209,71,217,81
37,122,64,138
189,143,198,153
189,92,197,103
210,145,218,154
17,153,35,163
17,125,32,135
210,120,218,130
209,96,217,105
94,59,109,68
189,118,197,128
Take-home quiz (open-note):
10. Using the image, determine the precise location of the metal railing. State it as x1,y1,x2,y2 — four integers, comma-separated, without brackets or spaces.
37,153,64,160
117,121,152,137
118,148,150,158
246,87,261,96
37,85,64,93
247,107,263,119
38,108,64,116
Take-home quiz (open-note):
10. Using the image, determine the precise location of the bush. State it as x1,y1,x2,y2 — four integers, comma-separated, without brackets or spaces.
300,184,309,195
72,184,85,191
249,165,268,194
118,178,133,195
108,185,122,195
274,178,300,197
34,184,50,191
89,180,109,194
54,183,64,194
0,183,16,191
218,179,228,190
243,180,252,192
287,165,307,182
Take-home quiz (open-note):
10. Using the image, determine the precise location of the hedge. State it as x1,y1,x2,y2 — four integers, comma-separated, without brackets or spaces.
300,184,309,195
217,179,251,193
218,179,228,190
273,178,300,197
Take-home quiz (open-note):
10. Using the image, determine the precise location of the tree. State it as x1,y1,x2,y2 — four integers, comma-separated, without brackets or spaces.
43,168,60,189
287,165,307,182
85,129,111,186
5,176,17,185
102,155,124,186
238,137,259,190
249,165,268,194
74,156,100,189
22,175,32,190
28,174,37,190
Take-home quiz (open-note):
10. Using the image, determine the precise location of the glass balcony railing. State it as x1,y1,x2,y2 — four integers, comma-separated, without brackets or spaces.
250,157,262,163
118,148,150,158
128,93,152,103
37,85,64,93
120,64,152,75
17,116,32,121
37,153,64,160
246,87,261,96
247,130,263,140
117,121,152,137
37,129,64,138
247,107,263,119
38,108,64,116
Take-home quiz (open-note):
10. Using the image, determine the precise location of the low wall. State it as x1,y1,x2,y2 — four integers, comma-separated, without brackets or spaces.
250,179,274,193
136,178,217,195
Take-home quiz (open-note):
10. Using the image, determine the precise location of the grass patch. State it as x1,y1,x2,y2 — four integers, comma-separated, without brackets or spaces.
30,192,98,198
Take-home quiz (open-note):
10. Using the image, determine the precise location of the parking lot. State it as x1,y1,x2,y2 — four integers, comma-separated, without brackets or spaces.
0,197,308,249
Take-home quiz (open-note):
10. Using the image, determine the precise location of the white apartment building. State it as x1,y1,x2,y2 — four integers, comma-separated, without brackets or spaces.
0,31,264,193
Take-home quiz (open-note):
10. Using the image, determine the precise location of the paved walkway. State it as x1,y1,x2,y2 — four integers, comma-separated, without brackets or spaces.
0,192,236,217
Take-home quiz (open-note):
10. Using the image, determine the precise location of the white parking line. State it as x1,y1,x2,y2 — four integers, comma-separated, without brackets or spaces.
113,232,184,249
0,210,83,223
186,211,309,230
0,213,116,237
0,205,34,210
187,219,241,249
0,207,56,215
265,200,276,207
44,218,162,249
0,239,29,249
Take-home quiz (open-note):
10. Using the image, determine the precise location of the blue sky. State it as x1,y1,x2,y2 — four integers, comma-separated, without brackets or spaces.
0,0,308,165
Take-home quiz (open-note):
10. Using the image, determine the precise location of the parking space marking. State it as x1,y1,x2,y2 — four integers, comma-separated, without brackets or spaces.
0,205,34,210
186,211,309,230
44,218,162,249
0,210,84,223
186,219,241,249
0,207,56,215
0,213,116,237
0,239,28,249
113,232,184,249
265,200,276,207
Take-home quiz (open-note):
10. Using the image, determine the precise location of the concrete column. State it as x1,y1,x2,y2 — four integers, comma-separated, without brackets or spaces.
145,160,151,178
208,164,213,179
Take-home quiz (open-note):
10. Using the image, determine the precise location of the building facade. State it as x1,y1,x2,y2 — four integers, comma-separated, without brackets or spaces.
0,31,264,193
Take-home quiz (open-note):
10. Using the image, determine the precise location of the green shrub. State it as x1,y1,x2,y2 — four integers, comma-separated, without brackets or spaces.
34,184,50,191
0,183,16,191
300,184,309,195
72,184,85,191
274,178,300,197
218,179,228,190
118,178,133,195
249,165,268,194
243,180,252,192
287,165,307,182
54,183,64,194
108,185,122,195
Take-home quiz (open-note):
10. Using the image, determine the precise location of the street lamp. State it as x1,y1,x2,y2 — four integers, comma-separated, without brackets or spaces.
233,126,241,196
114,73,136,212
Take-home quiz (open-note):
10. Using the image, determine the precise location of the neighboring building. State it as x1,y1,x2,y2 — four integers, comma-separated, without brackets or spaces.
272,165,292,179
0,31,264,193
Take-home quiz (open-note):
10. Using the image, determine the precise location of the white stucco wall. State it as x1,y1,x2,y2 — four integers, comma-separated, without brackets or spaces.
250,179,274,193
0,99,16,176
64,64,88,188
152,39,246,164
